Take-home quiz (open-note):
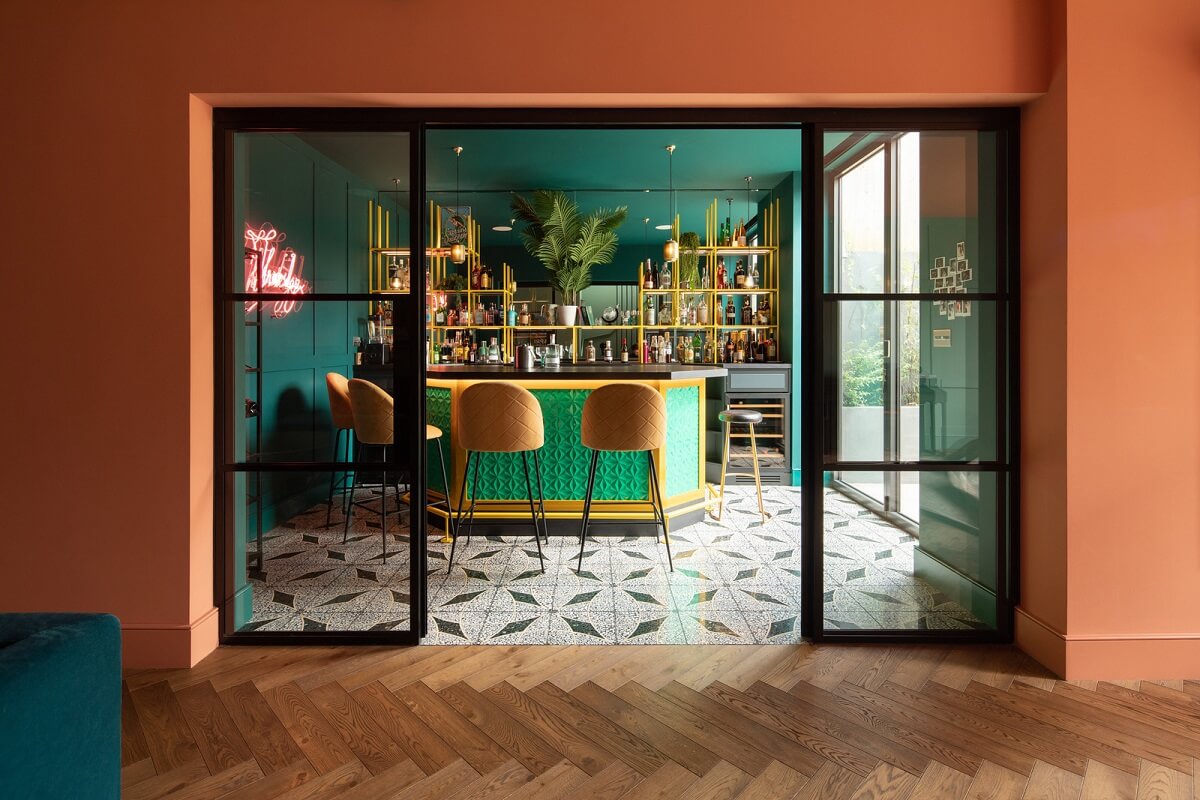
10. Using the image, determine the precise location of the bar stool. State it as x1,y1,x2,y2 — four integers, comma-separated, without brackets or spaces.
324,373,355,527
576,383,672,573
344,379,403,563
711,407,770,523
448,382,547,573
426,423,455,543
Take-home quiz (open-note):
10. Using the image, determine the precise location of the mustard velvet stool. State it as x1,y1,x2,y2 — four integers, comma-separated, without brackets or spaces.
448,381,548,573
576,383,672,573
344,378,404,563
323,372,355,527
711,407,770,523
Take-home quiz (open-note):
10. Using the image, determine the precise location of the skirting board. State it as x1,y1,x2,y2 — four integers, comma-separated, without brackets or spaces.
1016,607,1200,680
122,606,219,669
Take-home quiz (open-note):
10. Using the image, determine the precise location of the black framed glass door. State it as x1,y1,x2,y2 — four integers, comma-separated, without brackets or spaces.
806,122,1017,639
215,119,426,643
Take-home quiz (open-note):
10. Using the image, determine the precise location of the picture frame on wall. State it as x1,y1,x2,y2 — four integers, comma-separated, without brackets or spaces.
956,241,966,259
441,205,471,245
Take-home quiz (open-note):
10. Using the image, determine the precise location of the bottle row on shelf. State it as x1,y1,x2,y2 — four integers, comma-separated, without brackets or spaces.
426,329,778,366
645,293,771,327
641,255,762,291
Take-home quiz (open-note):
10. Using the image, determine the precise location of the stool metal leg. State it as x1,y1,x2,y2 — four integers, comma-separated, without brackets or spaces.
520,452,545,573
531,449,549,544
448,450,476,572
646,450,672,572
380,466,388,564
576,449,600,574
434,437,454,543
324,428,343,528
714,419,731,521
747,422,768,523
342,455,358,543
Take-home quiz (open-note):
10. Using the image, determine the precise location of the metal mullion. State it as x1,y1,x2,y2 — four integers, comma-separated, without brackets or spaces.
225,292,381,302
824,461,1004,472
409,121,427,639
801,121,823,640
824,292,1003,302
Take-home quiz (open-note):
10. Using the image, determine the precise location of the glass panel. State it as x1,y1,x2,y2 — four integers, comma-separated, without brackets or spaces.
825,300,998,464
823,470,999,632
225,470,415,633
823,130,1000,294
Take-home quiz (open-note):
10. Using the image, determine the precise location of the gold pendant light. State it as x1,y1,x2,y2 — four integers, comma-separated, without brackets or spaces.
450,146,467,264
662,145,678,263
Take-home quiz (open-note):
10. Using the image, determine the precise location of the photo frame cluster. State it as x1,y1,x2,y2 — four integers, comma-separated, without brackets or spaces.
929,241,973,319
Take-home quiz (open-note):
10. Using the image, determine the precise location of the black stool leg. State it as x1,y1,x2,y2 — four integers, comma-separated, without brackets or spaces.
325,428,343,528
435,438,454,541
647,450,672,572
448,450,473,572
531,449,549,544
576,449,600,574
381,466,388,564
520,452,545,573
342,452,358,544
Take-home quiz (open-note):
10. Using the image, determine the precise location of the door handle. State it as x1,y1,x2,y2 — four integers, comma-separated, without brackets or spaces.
882,339,892,359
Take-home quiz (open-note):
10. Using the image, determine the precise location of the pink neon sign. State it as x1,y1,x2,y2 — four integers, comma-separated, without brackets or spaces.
244,223,310,318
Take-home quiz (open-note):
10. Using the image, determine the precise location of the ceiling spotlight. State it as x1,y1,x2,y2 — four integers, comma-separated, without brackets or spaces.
492,225,513,232
654,224,672,231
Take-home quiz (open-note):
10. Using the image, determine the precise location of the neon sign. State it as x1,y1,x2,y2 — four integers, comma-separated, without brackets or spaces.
244,223,310,318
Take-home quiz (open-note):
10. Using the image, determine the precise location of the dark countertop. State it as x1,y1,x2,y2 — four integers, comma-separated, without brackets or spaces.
420,363,729,380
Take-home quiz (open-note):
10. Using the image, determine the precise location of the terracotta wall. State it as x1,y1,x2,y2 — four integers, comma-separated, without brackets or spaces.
14,0,1197,675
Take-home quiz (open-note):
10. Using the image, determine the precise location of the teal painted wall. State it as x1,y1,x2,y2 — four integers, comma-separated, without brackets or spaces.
763,171,803,485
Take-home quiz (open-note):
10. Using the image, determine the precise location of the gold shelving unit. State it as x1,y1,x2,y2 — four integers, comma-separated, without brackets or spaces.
635,197,781,363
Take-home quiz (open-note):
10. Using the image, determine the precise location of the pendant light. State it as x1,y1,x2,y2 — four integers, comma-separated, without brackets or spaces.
662,145,679,263
450,146,467,265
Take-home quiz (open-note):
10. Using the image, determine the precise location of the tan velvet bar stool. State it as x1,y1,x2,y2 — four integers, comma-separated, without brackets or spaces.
576,383,672,573
324,373,355,527
344,379,403,563
711,407,770,524
448,381,547,574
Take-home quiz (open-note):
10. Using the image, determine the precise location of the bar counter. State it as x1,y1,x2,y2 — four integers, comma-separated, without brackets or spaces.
354,363,727,532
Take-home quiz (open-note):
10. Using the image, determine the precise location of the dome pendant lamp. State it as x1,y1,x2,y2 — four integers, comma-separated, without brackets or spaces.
662,145,679,263
450,146,467,265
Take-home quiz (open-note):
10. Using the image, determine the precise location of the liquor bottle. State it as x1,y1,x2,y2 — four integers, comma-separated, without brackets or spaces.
716,262,727,289
481,265,492,290
726,298,736,325
660,261,672,289
474,301,485,325
742,295,752,326
679,302,689,327
737,219,747,247
585,339,596,362
663,336,672,363
643,258,656,290
692,332,702,358
758,296,770,325
746,331,756,363
435,304,446,325
642,338,650,363
724,334,735,363
507,304,517,326
646,298,657,326
735,334,745,363
603,339,613,362
468,337,477,364
767,335,777,361
487,337,500,364
697,299,708,325
488,302,498,325
440,339,452,363
734,259,746,289
620,337,629,363
471,264,481,289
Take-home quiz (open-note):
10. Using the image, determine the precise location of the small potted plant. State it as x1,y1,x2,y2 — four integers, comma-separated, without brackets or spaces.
512,190,627,325
677,231,701,289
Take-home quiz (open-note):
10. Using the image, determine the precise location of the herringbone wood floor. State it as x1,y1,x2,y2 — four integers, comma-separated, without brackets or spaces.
121,644,1200,799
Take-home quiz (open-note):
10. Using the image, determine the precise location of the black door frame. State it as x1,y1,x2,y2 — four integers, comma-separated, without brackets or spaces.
211,107,1019,646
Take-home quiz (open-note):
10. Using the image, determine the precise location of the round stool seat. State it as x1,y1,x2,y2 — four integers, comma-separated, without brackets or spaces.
582,383,666,452
719,408,764,425
458,382,544,453
426,424,442,440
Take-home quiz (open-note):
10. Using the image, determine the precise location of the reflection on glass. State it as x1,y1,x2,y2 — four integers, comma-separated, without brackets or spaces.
836,147,885,293
823,470,998,632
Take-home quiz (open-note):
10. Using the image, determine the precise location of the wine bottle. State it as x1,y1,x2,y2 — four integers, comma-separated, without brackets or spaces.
734,259,746,289
725,298,736,325
621,337,629,363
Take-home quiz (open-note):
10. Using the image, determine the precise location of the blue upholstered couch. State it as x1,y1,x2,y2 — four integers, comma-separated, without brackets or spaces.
0,613,121,799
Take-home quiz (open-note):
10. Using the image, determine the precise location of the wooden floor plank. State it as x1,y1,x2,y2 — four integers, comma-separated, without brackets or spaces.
176,680,256,773
1135,761,1191,800
788,679,982,776
218,759,317,800
908,760,973,800
1135,683,1200,717
121,758,156,789
504,646,597,692
464,646,568,692
306,680,411,775
327,759,426,800
484,680,616,776
1079,760,1138,800
261,682,357,775
735,760,809,800
545,645,648,691
526,681,668,776
676,646,763,691
129,680,204,773
620,761,699,799
847,761,920,799
1020,760,1083,800
422,645,527,692
335,647,450,693
122,682,151,767
122,760,211,800
439,681,565,776
614,680,772,776
887,648,950,691
740,680,929,777
392,681,510,775
793,760,864,800
505,759,587,800
716,645,803,692
570,761,643,800
389,759,479,800
152,759,264,800
965,761,1027,799
350,682,460,775
219,680,306,775
452,759,534,800
571,680,721,776
686,760,753,800
758,644,820,690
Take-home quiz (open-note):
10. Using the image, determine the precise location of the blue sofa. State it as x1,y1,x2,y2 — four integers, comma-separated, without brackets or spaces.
0,613,121,799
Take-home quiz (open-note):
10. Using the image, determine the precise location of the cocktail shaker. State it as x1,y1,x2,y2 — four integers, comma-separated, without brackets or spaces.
517,344,535,370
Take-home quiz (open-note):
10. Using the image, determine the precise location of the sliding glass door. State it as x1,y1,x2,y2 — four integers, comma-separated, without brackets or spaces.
811,124,1014,637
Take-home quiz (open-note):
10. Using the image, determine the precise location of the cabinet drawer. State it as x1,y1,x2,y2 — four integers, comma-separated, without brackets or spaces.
727,369,790,392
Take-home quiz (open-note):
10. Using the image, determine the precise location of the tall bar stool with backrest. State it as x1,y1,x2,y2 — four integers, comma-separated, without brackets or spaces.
711,406,770,523
576,383,672,572
324,373,355,527
344,379,403,563
448,382,546,573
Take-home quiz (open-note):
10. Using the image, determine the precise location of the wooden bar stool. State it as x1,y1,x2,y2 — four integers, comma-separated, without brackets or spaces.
426,423,454,543
576,383,672,573
711,407,770,524
448,382,547,573
323,373,355,527
344,379,403,563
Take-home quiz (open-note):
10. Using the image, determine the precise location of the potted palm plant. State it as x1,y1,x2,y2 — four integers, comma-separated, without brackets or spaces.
511,190,627,325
